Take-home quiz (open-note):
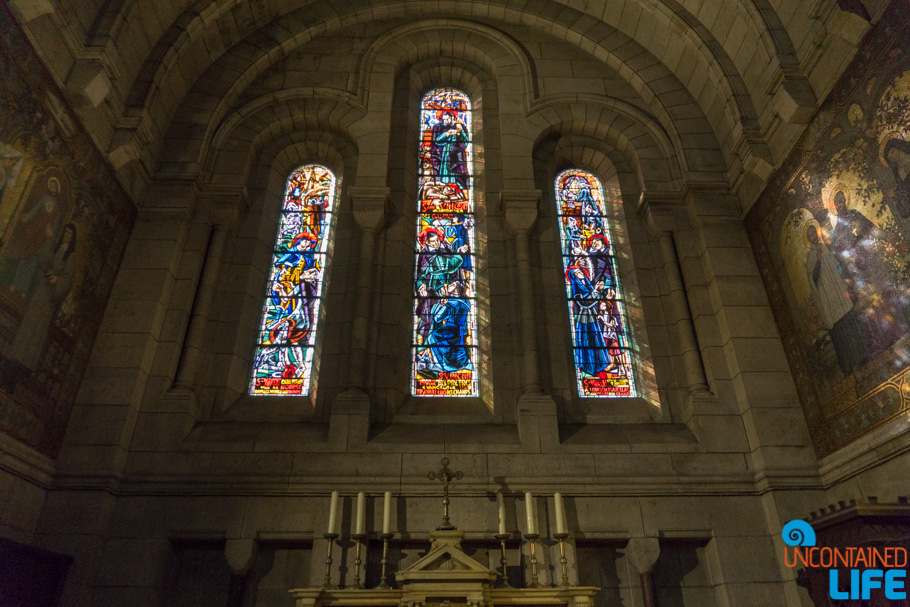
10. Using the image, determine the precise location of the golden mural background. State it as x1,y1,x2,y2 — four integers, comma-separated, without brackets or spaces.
0,6,135,457
746,0,910,457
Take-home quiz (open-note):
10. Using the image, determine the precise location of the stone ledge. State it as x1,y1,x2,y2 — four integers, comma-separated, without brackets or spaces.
0,434,56,488
172,419,711,455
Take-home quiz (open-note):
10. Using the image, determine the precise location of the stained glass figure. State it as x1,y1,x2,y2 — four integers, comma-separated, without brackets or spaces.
411,88,478,396
555,169,636,397
250,165,337,396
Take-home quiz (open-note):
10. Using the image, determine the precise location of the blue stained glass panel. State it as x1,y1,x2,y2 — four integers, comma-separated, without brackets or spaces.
555,169,636,398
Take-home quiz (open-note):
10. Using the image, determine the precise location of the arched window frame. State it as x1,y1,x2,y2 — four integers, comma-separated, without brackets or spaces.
248,164,339,397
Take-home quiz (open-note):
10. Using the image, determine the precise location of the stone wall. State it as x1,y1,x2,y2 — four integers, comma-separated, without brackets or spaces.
2,1,907,606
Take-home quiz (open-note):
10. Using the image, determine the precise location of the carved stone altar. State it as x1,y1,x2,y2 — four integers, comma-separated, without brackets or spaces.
290,530,598,607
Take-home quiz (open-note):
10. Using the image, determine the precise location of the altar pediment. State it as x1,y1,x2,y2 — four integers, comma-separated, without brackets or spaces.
396,530,497,585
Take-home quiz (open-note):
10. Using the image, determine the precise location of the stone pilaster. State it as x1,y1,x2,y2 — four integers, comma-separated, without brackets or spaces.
502,190,559,452
331,186,388,448
135,187,244,450
639,193,748,454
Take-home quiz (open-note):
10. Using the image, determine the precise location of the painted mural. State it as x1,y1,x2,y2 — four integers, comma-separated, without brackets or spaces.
746,0,910,457
0,8,135,457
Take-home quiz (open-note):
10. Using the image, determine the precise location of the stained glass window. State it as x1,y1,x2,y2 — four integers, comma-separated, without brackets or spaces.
555,169,636,398
411,88,477,397
250,165,337,396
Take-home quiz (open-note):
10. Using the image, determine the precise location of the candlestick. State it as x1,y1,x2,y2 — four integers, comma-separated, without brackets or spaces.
495,532,512,588
524,492,536,535
497,493,507,535
352,532,366,589
525,533,543,588
322,532,338,589
382,491,391,535
378,532,394,589
355,491,366,535
554,532,570,587
554,492,566,535
327,491,339,535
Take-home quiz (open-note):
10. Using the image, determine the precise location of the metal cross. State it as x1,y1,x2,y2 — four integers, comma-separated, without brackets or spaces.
428,458,463,530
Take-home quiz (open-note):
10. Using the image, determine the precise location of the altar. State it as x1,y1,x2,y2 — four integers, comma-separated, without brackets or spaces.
289,530,598,607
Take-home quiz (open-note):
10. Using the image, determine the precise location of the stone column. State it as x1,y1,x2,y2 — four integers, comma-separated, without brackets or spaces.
625,537,660,607
502,189,558,452
225,538,258,576
331,187,388,449
225,539,257,607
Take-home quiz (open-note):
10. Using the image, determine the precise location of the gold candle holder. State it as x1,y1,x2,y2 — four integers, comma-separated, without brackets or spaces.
524,533,543,588
495,533,512,588
378,533,394,589
323,533,338,589
554,532,570,587
352,533,366,589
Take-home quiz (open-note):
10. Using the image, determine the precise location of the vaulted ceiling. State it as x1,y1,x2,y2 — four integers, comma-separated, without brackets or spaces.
9,0,880,211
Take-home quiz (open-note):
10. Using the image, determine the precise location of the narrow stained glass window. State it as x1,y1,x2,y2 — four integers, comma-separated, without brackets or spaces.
250,165,337,396
411,88,478,397
556,169,637,397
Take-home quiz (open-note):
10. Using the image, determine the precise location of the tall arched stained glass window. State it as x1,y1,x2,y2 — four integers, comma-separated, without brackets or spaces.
556,169,637,398
250,164,338,396
411,88,477,397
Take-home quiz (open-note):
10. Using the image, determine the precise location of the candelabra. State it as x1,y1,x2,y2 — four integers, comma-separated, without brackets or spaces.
378,533,394,589
524,533,543,588
494,533,512,588
352,533,366,589
554,532,570,587
323,533,338,589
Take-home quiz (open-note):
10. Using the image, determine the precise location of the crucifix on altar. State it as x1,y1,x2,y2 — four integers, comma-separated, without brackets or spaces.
428,457,463,530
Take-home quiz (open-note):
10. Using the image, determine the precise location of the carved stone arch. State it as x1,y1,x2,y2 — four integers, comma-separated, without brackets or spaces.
250,132,358,201
529,93,690,175
201,96,366,188
536,133,636,193
351,21,530,186
112,0,758,151
527,99,685,195
355,19,538,110
106,1,763,198
159,87,364,177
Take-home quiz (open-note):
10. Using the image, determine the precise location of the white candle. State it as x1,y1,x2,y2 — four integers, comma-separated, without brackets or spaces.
525,491,536,535
497,493,507,535
382,491,392,534
554,492,566,535
327,491,339,535
355,492,366,535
